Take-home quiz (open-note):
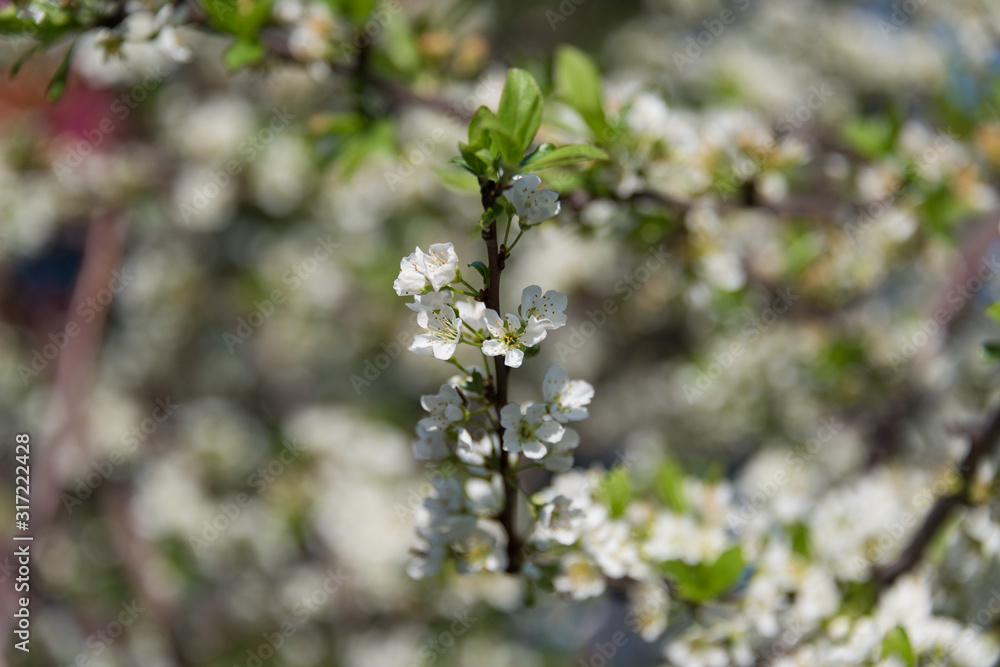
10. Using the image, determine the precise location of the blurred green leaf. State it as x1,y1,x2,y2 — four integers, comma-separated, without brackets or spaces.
983,341,1000,361
46,39,77,102
435,165,478,192
842,116,896,158
223,39,265,71
654,457,688,513
661,546,744,603
554,45,607,137
598,466,633,518
881,626,915,667
987,303,1000,324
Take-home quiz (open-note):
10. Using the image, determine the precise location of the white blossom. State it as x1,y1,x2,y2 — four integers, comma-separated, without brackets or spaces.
482,310,546,368
499,403,563,459
505,174,561,225
542,364,594,423
418,384,464,432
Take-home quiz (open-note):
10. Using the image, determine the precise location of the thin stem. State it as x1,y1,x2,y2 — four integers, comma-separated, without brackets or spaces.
503,214,514,246
481,180,521,573
449,287,480,298
506,228,526,253
447,357,471,375
458,276,481,294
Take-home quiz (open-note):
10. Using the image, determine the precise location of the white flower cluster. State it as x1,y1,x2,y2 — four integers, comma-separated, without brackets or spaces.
394,242,570,368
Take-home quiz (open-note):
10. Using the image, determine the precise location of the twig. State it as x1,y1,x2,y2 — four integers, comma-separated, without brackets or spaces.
481,179,520,572
872,401,1000,591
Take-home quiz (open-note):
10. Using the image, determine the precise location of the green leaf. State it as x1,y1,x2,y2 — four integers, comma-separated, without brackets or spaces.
987,303,1000,323
984,341,1000,361
223,39,265,71
881,626,915,667
520,143,609,171
468,261,489,283
554,46,607,136
654,457,688,513
46,40,77,102
468,106,497,151
496,68,543,157
598,467,633,518
523,343,541,359
459,369,484,394
435,165,479,192
842,115,896,159
200,0,272,39
661,546,744,603
480,119,522,166
790,522,810,558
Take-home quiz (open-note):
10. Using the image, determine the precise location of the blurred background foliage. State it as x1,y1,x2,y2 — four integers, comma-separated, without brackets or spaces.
2,0,1000,665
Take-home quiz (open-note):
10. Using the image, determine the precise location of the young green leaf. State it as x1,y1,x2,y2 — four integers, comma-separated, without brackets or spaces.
520,143,609,171
468,261,490,283
554,46,607,136
46,39,77,102
661,546,744,603
986,302,1000,323
655,457,688,513
224,39,266,71
881,626,915,667
496,68,544,157
468,106,497,151
598,467,633,518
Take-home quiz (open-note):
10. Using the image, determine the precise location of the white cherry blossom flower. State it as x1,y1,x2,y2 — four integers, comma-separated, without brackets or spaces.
505,174,561,225
410,304,462,360
499,402,564,459
554,552,606,600
520,285,568,330
482,310,546,368
418,384,464,432
536,495,586,545
412,423,450,461
393,242,459,295
542,364,594,423
542,427,580,472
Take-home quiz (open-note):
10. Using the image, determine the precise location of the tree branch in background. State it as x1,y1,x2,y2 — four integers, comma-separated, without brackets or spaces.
873,401,1000,591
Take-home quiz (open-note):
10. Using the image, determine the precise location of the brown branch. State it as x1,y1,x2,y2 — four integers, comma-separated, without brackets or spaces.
872,401,1000,591
481,179,520,572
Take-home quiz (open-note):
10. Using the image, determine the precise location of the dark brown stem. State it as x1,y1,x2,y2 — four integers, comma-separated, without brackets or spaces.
481,181,520,572
873,401,1000,591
